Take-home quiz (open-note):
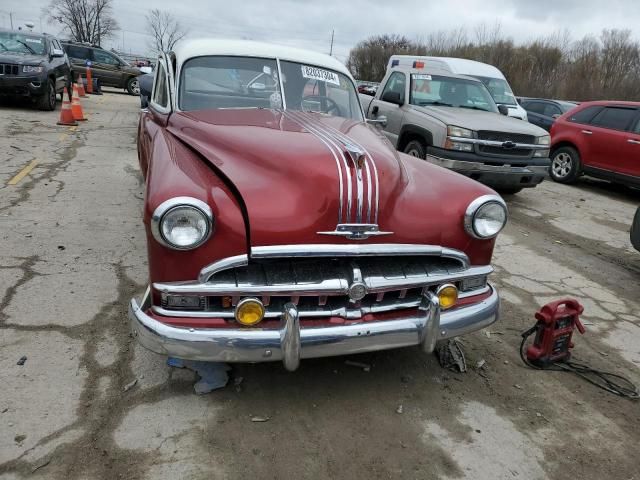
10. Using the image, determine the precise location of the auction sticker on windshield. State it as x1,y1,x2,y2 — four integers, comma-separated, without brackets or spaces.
301,65,340,85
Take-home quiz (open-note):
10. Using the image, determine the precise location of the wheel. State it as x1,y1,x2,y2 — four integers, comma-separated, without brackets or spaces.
126,77,140,96
37,78,57,111
403,139,426,159
550,146,581,183
496,187,523,195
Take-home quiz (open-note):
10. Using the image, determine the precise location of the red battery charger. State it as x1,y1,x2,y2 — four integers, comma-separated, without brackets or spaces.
525,299,585,368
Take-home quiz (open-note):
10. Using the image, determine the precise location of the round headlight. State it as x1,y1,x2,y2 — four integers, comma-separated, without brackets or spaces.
151,197,213,250
464,195,507,239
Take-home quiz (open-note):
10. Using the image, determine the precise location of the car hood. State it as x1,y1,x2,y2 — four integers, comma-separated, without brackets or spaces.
168,109,492,249
414,105,547,136
0,52,46,65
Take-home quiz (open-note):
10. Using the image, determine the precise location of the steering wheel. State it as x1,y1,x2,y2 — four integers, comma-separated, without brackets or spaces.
301,95,342,116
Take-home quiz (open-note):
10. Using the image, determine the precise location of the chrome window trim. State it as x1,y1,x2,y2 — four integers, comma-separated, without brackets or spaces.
464,195,508,240
150,196,214,250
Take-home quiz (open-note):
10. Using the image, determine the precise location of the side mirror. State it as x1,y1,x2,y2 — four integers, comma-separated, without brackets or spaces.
51,48,64,57
552,113,561,119
498,104,509,116
140,95,149,109
381,91,403,106
631,207,640,251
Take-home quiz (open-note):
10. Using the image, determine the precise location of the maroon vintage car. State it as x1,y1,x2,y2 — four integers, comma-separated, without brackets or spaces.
130,40,507,371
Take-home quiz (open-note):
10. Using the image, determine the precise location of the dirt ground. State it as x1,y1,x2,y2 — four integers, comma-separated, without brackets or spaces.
1,92,639,480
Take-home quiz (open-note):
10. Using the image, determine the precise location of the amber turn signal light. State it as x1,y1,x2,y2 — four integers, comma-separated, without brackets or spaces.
234,298,265,326
436,284,458,310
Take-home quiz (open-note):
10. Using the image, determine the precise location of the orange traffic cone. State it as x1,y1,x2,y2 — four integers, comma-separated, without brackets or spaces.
57,87,78,126
86,67,93,94
71,84,87,121
77,73,87,97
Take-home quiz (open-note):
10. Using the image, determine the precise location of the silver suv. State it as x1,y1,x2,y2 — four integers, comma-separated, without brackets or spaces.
361,66,550,193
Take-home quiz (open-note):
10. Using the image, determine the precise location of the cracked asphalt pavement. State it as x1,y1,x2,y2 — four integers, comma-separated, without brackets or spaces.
1,92,639,480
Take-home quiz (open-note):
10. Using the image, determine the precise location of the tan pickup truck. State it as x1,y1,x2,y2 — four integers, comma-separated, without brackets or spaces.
361,66,551,194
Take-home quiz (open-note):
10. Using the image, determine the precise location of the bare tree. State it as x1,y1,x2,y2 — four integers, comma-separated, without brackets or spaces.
146,9,186,53
46,0,119,45
347,26,640,101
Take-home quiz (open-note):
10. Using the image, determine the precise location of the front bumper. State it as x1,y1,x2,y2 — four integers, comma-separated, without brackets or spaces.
0,75,47,97
426,147,549,189
129,284,499,371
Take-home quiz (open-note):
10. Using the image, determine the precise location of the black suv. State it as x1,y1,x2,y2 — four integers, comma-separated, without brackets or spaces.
61,42,141,95
519,98,578,131
0,28,71,110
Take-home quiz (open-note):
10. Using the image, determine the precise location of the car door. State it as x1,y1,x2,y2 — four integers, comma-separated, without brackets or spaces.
91,49,123,87
584,106,638,174
50,39,67,91
368,71,407,146
64,44,91,79
523,101,549,130
620,113,640,177
542,103,562,131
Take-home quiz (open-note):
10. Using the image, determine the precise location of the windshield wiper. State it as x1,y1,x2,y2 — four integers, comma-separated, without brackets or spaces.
419,101,454,107
15,40,36,54
0,41,7,51
458,105,490,112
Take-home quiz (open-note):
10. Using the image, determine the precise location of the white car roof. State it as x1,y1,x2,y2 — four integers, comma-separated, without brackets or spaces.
389,55,506,79
173,39,352,78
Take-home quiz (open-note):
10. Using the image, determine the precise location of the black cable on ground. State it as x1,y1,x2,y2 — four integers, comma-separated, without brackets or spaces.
520,328,639,400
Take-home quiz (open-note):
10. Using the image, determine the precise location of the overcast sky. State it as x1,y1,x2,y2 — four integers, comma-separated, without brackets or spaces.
2,0,638,61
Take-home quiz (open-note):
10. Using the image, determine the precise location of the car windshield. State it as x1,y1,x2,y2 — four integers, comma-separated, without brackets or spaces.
409,74,498,113
474,76,517,105
179,56,363,120
0,32,46,56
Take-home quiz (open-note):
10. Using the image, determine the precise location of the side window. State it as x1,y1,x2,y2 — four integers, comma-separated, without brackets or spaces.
65,45,90,60
569,106,603,125
152,62,169,109
543,104,562,117
93,50,119,65
633,117,640,134
590,107,637,131
381,72,405,103
526,102,546,115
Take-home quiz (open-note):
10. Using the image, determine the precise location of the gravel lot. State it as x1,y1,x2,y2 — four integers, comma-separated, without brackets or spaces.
1,92,639,480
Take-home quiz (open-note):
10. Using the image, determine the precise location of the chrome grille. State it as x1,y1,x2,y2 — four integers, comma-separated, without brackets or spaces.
156,255,490,320
0,64,19,75
478,145,532,157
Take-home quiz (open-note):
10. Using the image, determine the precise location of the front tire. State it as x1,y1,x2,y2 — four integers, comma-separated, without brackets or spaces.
126,77,140,96
403,139,426,159
37,79,57,111
550,146,581,183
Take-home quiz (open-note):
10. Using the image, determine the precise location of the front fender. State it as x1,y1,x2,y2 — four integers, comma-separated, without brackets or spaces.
143,130,248,283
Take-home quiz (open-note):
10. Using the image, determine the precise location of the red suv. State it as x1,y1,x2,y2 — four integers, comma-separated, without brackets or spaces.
550,101,640,186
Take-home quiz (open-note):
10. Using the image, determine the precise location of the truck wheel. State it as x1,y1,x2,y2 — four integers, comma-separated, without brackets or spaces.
126,77,140,96
403,140,426,159
37,79,57,111
550,146,581,184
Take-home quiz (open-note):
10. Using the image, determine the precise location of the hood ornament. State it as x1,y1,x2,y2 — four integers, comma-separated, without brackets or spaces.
343,141,366,169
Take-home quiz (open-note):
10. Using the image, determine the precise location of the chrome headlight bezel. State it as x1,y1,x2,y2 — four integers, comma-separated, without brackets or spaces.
464,194,508,239
151,197,213,250
447,125,474,138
